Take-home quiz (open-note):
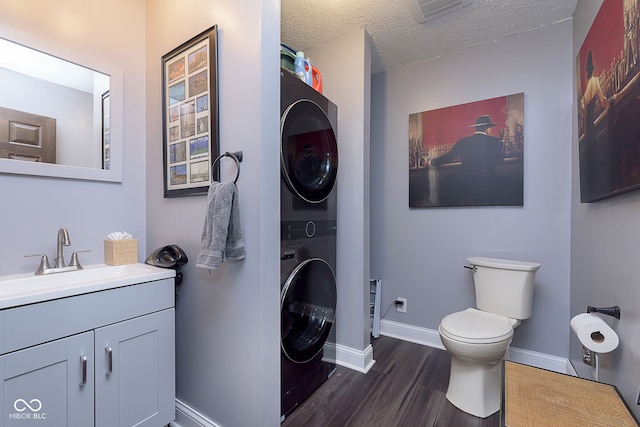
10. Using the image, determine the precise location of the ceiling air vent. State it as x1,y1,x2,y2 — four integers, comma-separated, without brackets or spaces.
408,0,472,23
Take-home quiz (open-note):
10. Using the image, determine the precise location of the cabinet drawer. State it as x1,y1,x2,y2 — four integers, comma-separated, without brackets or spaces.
0,278,174,354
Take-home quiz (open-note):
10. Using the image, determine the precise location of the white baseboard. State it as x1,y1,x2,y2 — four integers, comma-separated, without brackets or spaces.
379,319,445,350
379,319,573,375
326,342,376,373
170,399,221,427
507,347,573,374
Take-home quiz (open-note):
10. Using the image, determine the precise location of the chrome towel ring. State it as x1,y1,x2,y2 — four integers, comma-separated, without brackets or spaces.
211,151,243,183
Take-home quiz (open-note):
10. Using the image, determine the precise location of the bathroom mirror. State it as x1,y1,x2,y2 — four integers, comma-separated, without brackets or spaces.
0,27,123,182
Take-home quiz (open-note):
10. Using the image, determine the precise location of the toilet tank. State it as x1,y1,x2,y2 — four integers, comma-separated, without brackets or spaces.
467,257,541,320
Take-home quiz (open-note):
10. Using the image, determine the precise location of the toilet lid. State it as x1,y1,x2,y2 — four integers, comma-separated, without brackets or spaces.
440,308,513,343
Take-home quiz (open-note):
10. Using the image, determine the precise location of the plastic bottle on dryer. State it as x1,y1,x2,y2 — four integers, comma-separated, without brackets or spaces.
294,51,312,86
311,65,323,93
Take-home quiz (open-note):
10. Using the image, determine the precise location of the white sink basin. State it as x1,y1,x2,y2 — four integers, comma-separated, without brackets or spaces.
0,263,175,309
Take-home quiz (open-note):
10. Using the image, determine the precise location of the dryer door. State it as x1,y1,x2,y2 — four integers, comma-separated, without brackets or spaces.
281,258,337,363
281,99,338,204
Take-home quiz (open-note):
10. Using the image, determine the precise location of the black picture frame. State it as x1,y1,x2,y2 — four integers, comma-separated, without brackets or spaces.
162,25,219,197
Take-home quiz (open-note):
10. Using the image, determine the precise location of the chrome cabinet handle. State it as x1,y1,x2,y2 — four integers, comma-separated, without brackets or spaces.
105,346,113,376
80,355,87,386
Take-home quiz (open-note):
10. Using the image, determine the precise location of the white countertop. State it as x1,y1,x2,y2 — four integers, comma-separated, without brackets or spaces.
0,263,175,309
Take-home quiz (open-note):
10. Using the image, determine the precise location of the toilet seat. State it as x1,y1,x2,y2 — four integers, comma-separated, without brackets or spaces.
440,308,513,344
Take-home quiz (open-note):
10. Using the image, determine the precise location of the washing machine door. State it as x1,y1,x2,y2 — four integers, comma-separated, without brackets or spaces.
281,258,337,363
281,99,338,204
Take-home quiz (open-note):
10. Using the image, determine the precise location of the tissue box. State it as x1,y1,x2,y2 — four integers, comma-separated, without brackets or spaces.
104,239,138,265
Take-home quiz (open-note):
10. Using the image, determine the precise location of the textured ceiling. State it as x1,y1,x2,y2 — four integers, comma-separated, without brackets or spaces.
281,0,578,75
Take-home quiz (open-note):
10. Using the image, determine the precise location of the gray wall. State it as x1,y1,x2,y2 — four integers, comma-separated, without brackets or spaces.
370,20,574,356
307,29,373,356
145,1,281,426
0,0,147,274
572,0,640,418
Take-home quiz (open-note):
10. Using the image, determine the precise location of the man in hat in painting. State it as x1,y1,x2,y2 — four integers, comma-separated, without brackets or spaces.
431,115,504,205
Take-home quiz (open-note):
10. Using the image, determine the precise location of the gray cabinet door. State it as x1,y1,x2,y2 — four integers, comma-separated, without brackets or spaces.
95,308,175,427
0,332,94,427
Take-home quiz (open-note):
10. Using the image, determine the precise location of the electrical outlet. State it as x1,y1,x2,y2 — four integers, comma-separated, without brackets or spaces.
582,345,593,366
396,297,407,313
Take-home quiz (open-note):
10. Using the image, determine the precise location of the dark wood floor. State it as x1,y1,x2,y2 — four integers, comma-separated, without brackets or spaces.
282,335,500,427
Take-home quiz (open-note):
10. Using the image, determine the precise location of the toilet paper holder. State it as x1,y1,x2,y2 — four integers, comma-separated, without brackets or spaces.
586,305,620,319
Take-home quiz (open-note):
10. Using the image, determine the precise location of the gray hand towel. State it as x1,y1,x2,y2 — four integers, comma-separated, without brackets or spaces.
196,181,246,270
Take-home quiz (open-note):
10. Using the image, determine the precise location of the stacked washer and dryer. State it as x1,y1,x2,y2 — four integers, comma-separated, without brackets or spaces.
280,69,339,420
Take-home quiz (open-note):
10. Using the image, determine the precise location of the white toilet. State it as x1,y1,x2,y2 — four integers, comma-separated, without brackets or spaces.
438,256,540,418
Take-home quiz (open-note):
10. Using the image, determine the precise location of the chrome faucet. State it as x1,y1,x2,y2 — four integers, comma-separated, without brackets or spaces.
55,227,71,268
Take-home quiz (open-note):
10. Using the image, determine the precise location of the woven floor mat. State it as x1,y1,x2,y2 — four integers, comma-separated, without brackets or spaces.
503,361,638,427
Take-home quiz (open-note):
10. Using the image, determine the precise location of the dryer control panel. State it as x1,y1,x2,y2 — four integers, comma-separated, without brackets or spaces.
281,220,336,240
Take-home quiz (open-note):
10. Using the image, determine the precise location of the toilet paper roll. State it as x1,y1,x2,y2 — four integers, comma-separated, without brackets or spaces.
570,313,619,353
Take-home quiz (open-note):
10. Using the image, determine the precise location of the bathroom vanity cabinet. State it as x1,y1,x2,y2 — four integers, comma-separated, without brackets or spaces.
0,275,175,426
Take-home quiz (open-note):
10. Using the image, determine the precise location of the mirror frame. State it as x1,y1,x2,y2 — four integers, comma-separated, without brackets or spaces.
0,24,123,182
